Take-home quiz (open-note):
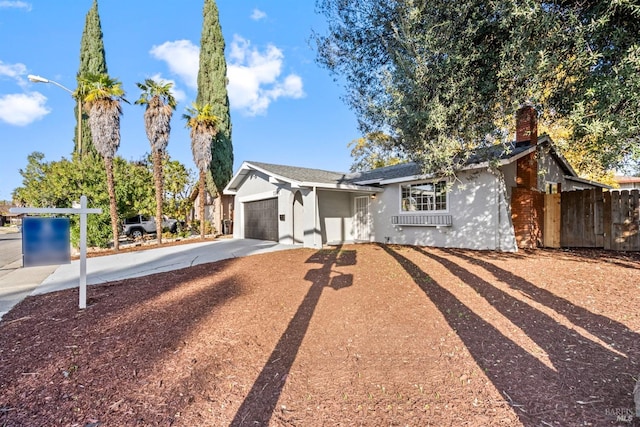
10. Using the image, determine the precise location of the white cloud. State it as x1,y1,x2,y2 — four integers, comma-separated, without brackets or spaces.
266,74,304,100
0,61,27,78
227,35,305,116
250,9,267,21
0,92,49,126
0,1,32,11
149,35,305,116
149,40,199,89
148,73,187,104
0,62,47,125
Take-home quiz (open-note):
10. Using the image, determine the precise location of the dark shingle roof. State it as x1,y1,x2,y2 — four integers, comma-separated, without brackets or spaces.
246,141,537,187
465,142,533,165
344,142,534,183
248,161,353,185
344,162,422,183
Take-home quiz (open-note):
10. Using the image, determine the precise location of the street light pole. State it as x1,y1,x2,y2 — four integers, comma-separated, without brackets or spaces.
28,74,83,157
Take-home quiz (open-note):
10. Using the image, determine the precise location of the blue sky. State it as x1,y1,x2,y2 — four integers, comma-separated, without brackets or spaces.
0,0,360,201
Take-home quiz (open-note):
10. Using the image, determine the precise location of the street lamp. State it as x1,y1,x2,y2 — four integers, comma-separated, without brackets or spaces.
28,74,83,157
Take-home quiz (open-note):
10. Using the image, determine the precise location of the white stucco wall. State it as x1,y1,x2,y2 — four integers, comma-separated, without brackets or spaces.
300,188,321,248
231,170,280,241
537,146,573,192
502,146,568,194
231,170,324,248
537,145,602,192
231,167,519,251
277,190,316,245
371,169,517,251
501,161,517,197
502,146,564,193
318,190,355,245
235,171,280,198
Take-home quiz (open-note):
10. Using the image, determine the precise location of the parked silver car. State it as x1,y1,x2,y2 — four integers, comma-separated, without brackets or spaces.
121,214,178,239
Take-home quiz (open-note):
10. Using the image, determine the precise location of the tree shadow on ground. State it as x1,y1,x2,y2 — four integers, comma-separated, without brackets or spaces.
550,248,640,270
443,248,640,359
230,247,355,426
381,244,639,426
471,247,640,270
0,259,244,426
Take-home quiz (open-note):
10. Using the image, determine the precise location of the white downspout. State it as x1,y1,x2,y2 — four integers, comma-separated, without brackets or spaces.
496,174,500,251
313,186,318,247
491,168,506,251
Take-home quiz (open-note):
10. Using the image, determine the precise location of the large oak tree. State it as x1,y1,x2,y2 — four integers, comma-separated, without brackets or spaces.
315,0,640,176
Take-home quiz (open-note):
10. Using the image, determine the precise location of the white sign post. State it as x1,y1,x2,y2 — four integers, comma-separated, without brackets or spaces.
11,195,102,309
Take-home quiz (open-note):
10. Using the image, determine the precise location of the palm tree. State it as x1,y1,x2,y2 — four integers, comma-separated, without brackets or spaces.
78,73,127,251
135,79,177,244
183,103,218,239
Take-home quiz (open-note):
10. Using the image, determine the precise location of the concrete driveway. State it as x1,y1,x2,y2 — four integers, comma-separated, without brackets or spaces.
0,238,297,320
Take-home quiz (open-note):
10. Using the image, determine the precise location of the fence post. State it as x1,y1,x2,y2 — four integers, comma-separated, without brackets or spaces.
632,190,640,250
544,193,561,248
603,191,612,250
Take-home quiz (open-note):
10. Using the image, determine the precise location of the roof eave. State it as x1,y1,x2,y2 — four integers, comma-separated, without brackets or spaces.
352,178,383,185
564,175,612,189
378,145,539,184
378,153,530,184
459,152,531,172
379,174,433,185
246,162,301,186
299,182,384,192
540,137,578,177
224,161,303,194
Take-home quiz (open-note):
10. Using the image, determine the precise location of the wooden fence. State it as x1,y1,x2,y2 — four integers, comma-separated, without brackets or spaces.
543,193,561,248
605,189,640,250
544,188,640,251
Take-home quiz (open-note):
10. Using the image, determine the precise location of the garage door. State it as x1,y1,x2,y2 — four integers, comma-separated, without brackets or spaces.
244,198,278,241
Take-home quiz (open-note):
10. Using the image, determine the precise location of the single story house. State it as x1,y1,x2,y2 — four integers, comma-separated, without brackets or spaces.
223,107,607,251
188,186,234,235
0,203,22,227
613,176,640,191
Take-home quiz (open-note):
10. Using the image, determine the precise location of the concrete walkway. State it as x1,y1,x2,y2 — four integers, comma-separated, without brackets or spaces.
0,238,297,320
0,261,58,320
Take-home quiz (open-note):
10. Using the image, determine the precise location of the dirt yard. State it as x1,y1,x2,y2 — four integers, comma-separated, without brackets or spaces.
1,244,639,426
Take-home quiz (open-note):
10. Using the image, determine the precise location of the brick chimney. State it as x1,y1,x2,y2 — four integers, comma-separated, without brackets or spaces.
515,105,539,190
515,105,538,146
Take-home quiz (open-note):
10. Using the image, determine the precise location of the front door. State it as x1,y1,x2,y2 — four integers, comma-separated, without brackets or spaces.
354,196,370,242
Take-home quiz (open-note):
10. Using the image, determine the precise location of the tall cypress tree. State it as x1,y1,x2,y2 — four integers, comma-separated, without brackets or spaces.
76,0,108,157
196,0,233,198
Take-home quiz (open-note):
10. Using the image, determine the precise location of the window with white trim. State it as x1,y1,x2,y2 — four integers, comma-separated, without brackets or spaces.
401,181,448,212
